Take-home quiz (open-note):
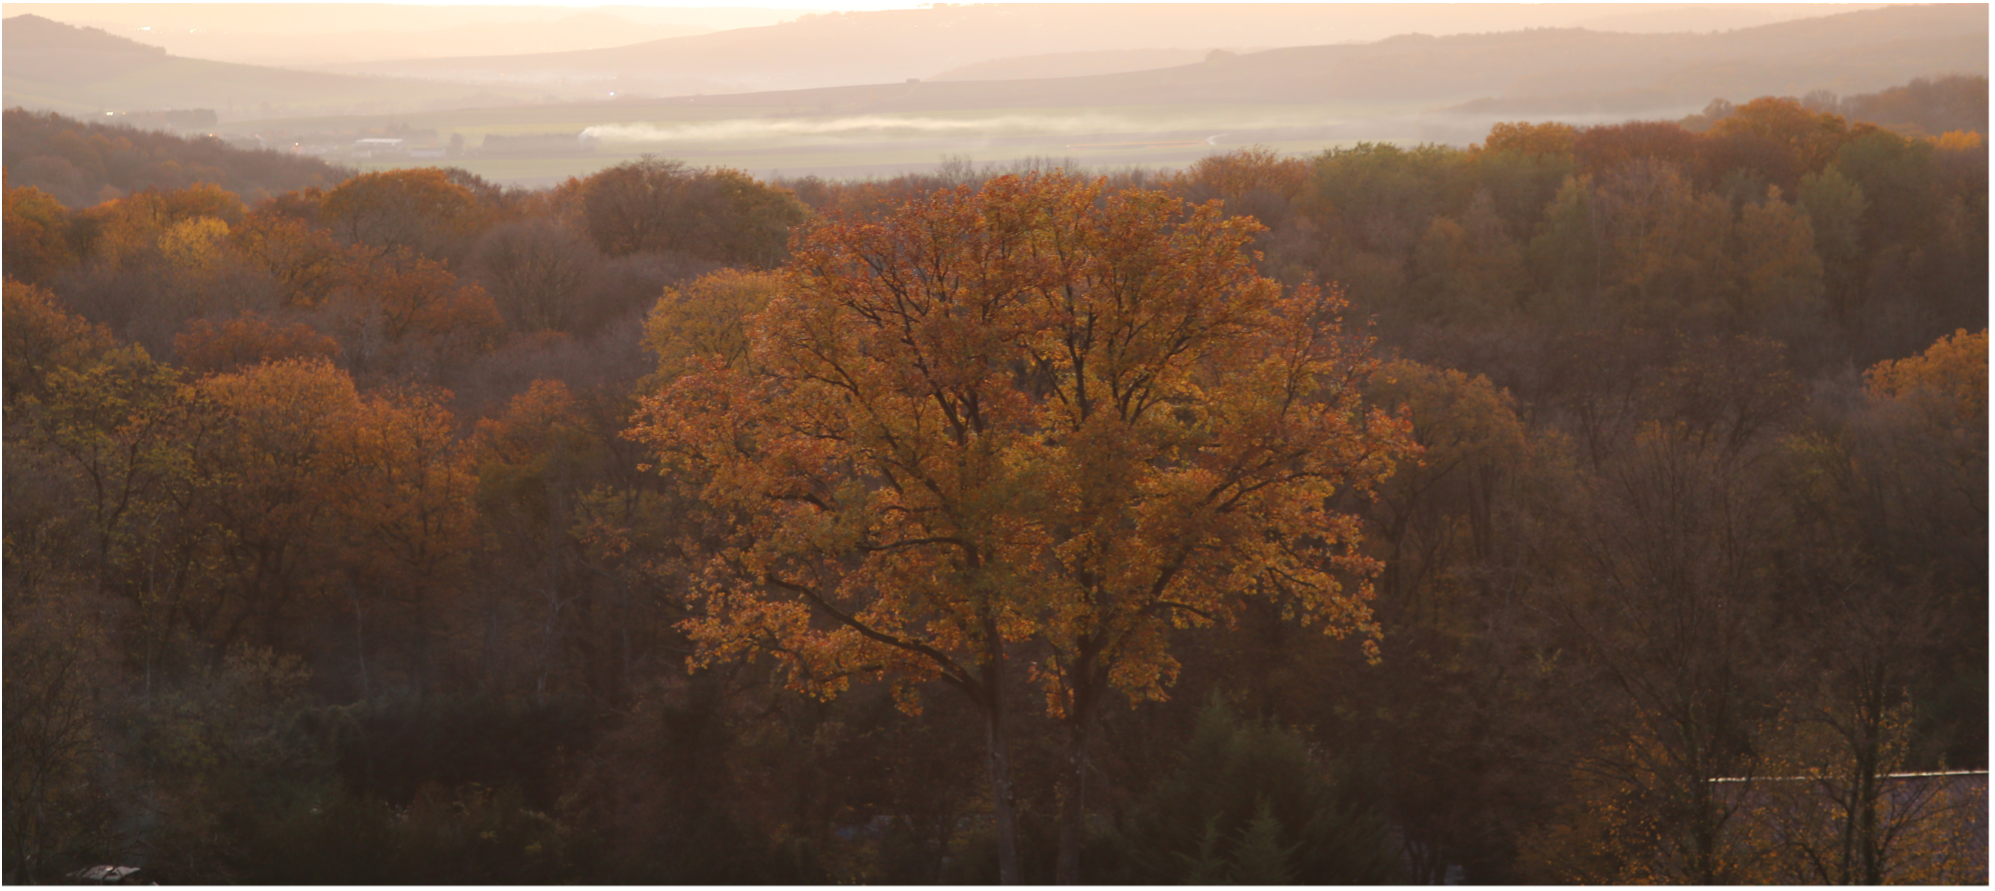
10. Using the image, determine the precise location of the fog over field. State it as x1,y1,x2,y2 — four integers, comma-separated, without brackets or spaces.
582,113,1210,142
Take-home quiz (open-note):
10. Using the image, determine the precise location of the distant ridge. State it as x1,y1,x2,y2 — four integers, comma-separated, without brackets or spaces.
305,3,1895,96
4,5,1982,131
2,107,352,208
928,49,1212,83
1,14,541,119
4,13,166,82
645,4,1985,117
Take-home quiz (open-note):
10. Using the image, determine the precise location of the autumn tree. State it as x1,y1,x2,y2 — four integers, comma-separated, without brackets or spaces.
1363,360,1530,613
1409,191,1528,325
1797,167,1868,331
1730,192,1827,344
227,210,354,309
1850,329,1985,764
319,168,482,259
176,315,340,378
320,378,477,692
10,331,188,597
640,268,785,388
463,379,681,708
1702,96,1850,192
77,182,246,268
1176,147,1310,205
575,158,808,266
630,173,1414,883
1171,146,1312,240
1527,161,1743,331
1865,327,1988,438
1715,96,1851,170
3,280,124,405
323,248,503,378
1480,121,1578,158
3,181,79,286
1,286,161,884
1465,134,1580,243
1290,142,1466,336
1753,579,1964,884
1541,328,1987,884
464,380,602,697
1,508,118,884
1310,142,1460,263
469,218,604,334
1525,441,1777,882
1572,121,1699,180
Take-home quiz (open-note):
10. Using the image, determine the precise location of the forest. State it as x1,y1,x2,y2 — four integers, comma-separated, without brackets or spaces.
3,86,1987,884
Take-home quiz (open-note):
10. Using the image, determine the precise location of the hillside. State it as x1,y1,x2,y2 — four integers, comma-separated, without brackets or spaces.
1,14,543,120
2,108,353,208
3,3,794,67
927,49,1213,83
1837,74,1990,136
2,12,166,80
306,3,1890,96
11,6,1974,130
9,9,713,67
648,4,1985,116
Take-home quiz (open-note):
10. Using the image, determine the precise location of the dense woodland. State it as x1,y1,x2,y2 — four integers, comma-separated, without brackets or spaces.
3,83,1987,884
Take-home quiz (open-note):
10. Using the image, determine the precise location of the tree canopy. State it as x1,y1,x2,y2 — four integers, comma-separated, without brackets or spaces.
630,171,1414,882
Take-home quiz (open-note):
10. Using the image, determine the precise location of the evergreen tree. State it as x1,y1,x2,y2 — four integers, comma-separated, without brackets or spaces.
1115,700,1401,884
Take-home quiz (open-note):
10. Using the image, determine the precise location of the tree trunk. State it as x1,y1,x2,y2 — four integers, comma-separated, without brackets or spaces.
983,688,1024,884
1055,716,1093,884
351,590,369,700
1056,665,1104,884
1856,688,1884,886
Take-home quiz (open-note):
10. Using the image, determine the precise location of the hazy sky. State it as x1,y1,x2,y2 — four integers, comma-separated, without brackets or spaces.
2,3,821,28
9,2,1896,33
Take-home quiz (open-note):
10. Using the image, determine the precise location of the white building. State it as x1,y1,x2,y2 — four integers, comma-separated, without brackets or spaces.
351,137,407,158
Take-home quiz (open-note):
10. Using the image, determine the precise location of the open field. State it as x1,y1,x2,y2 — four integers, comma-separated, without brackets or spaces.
236,100,1448,183
231,99,1432,137
346,137,1403,184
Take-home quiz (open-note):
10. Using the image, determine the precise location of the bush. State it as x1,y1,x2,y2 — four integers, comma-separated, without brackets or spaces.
1112,699,1402,884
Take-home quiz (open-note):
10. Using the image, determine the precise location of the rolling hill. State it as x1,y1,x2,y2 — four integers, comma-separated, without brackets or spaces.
623,4,1986,117
2,14,542,119
305,3,1894,97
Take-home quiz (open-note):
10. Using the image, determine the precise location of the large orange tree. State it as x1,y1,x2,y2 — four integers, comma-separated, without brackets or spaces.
629,172,1414,883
